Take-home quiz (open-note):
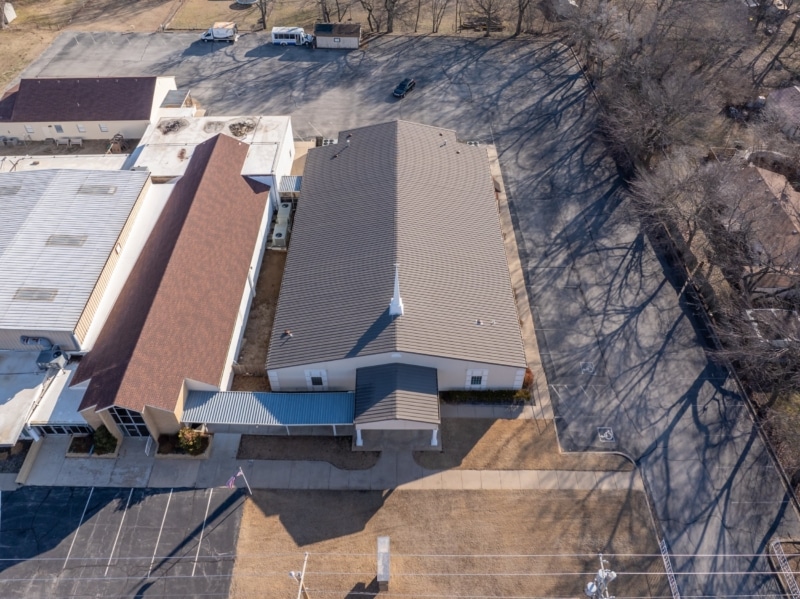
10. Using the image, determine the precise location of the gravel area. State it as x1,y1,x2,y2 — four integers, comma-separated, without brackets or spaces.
415,419,633,471
237,435,380,470
0,441,32,474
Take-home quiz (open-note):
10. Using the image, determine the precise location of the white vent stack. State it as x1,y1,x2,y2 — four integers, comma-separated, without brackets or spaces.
389,264,404,316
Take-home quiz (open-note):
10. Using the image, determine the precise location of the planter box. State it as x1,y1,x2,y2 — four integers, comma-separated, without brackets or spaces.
66,434,120,459
155,434,213,460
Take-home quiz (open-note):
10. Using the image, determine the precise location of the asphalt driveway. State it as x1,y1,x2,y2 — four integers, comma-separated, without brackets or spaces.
15,32,800,596
0,486,243,598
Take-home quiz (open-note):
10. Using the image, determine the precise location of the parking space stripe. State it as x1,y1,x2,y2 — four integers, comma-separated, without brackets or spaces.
192,489,214,577
105,488,134,576
148,488,173,577
63,487,94,570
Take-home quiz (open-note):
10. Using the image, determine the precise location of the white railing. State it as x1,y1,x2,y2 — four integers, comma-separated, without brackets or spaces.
659,539,681,599
772,540,800,598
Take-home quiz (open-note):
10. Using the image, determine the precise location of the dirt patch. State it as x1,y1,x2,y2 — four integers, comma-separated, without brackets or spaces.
228,119,256,137
168,0,261,31
0,30,58,92
231,489,667,599
237,435,380,470
0,441,32,473
415,418,633,471
235,249,286,373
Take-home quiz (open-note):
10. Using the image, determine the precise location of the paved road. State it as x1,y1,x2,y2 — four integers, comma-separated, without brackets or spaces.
17,32,800,595
0,486,243,598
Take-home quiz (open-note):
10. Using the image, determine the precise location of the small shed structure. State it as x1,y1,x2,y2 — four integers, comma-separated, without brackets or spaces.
313,23,361,49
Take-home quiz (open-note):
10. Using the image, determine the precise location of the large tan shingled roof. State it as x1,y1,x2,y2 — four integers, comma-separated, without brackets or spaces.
268,121,525,370
76,134,270,413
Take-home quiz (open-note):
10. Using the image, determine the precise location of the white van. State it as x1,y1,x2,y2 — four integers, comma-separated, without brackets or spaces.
271,26,314,46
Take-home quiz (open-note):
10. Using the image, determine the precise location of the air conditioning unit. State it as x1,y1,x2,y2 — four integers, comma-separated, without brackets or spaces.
272,222,290,247
276,201,293,226
37,346,67,370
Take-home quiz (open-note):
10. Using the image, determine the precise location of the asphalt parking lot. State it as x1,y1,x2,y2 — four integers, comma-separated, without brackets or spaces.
0,486,243,598
13,31,800,595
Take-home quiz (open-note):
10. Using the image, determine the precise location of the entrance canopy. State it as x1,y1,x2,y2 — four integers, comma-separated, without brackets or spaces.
355,364,440,428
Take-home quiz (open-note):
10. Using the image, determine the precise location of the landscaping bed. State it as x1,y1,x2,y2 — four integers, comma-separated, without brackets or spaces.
414,418,633,471
237,435,380,470
66,425,119,457
0,440,32,473
157,429,211,456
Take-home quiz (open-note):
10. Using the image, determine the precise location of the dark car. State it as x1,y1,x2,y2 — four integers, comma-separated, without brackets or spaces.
393,78,416,98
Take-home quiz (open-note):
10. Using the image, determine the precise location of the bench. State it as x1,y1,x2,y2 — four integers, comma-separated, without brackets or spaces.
69,137,83,147
56,138,70,146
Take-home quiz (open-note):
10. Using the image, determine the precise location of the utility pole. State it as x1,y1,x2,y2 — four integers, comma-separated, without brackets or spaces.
290,552,310,599
584,554,617,599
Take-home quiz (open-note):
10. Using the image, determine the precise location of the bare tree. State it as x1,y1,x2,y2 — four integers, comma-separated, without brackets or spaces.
384,0,412,32
0,0,6,30
360,0,386,30
513,0,531,35
464,0,510,36
430,0,450,32
257,0,273,29
318,0,333,21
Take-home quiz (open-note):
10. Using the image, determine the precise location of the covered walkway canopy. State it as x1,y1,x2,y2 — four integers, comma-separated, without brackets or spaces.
183,390,355,435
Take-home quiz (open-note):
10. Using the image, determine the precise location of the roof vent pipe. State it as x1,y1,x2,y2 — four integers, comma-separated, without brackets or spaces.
389,264,404,317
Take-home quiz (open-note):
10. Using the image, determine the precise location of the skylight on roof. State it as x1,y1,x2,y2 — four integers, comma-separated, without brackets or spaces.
0,186,22,196
14,288,59,301
46,234,88,247
78,184,117,195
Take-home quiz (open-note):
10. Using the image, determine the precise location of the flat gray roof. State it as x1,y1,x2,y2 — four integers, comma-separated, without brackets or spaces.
355,363,439,425
0,169,148,334
268,121,526,370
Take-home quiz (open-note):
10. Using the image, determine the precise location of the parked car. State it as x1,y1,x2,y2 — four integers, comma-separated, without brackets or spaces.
393,78,416,98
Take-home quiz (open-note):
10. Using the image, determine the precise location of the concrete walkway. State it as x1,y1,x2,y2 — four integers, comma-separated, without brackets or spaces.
15,432,642,493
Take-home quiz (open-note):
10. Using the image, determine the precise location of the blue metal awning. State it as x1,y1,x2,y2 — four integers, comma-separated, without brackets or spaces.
279,176,302,194
183,391,354,426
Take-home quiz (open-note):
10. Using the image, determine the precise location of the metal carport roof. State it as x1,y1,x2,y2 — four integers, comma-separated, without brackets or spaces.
183,391,354,426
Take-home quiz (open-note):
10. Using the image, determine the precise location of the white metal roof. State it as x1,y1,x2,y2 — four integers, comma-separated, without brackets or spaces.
0,351,46,446
29,364,88,425
0,169,149,334
0,154,129,173
134,116,290,178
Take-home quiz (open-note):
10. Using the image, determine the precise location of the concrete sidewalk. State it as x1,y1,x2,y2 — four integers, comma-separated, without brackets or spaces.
16,432,642,493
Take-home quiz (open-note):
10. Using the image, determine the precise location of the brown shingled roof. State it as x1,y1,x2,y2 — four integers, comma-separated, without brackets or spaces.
0,86,18,122
2,77,158,123
75,134,270,414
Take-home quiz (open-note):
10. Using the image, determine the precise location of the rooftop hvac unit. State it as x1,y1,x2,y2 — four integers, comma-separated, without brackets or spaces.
276,201,293,226
272,222,290,247
37,346,67,370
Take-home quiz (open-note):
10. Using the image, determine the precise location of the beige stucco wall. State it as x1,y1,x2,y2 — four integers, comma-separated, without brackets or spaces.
357,419,438,431
268,351,525,392
142,404,180,438
316,35,360,49
1,120,150,141
79,405,103,430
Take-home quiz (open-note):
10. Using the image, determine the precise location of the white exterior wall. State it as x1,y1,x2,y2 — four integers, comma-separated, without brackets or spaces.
273,119,295,183
219,191,276,390
268,351,524,392
1,120,150,141
0,329,78,352
78,183,174,353
316,36,360,49
149,77,179,122
358,420,438,430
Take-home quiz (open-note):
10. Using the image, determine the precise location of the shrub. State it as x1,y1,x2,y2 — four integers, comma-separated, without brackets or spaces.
93,425,118,455
178,427,207,456
440,388,530,404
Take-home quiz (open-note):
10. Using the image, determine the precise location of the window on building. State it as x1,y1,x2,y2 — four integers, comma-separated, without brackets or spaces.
311,376,323,386
99,123,109,132
334,37,341,42
77,124,86,133
470,375,483,386
24,125,34,134
466,369,488,390
54,125,64,134
108,406,149,437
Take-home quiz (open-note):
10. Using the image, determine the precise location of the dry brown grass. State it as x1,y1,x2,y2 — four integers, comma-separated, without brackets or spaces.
168,0,263,31
415,418,633,471
0,30,58,92
238,435,381,468
231,489,668,599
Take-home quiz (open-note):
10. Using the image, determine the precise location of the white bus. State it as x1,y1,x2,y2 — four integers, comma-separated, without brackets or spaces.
271,27,314,46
